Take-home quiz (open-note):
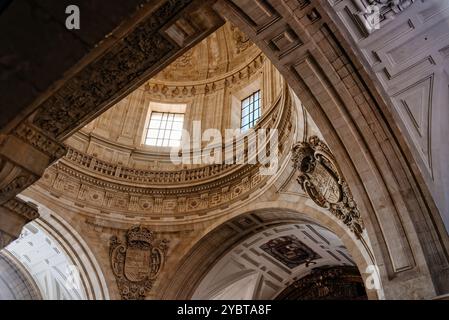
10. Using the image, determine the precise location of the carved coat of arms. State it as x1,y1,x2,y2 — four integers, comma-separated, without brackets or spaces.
109,225,168,300
292,136,364,238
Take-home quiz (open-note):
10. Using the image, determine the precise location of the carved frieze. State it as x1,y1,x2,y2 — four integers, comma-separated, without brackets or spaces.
0,122,66,204
110,225,168,300
13,122,67,162
292,136,364,238
2,197,39,221
146,53,265,98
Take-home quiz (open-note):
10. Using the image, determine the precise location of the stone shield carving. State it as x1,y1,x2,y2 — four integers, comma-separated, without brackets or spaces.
109,225,168,300
292,136,364,238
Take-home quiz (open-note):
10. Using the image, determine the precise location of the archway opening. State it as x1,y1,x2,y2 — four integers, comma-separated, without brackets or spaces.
160,209,379,300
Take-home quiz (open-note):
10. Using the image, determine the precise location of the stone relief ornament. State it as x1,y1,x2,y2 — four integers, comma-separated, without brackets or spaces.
230,24,252,53
109,225,168,300
355,0,415,33
291,136,364,238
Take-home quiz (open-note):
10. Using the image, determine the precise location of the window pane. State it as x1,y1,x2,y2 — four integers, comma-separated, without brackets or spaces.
148,120,160,129
146,138,156,145
171,121,183,131
240,90,261,130
147,129,159,138
145,111,185,147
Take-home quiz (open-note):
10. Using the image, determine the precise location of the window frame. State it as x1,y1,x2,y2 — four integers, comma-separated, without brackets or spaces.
144,111,185,147
240,90,261,131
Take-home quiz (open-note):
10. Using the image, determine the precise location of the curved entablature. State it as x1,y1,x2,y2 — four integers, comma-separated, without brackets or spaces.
147,52,265,96
62,87,289,187
34,85,295,220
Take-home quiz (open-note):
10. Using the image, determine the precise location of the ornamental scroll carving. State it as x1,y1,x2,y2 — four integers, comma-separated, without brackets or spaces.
291,136,364,238
109,225,168,300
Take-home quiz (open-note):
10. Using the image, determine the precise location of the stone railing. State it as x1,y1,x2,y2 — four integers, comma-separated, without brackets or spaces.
36,85,294,218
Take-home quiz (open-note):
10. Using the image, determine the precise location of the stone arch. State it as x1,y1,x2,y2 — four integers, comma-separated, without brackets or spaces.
159,202,380,300
0,251,42,300
6,195,110,300
0,0,447,300
211,0,449,297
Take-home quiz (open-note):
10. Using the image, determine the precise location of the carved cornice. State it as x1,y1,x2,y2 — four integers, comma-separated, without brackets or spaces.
0,169,37,205
2,197,39,221
13,122,67,161
292,136,364,238
0,123,65,204
35,91,293,217
110,225,168,300
146,53,265,97
0,197,38,249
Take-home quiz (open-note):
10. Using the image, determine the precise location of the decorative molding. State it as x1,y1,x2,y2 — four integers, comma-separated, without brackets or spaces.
13,122,67,162
0,173,37,204
34,89,294,218
292,136,364,238
146,53,265,97
0,123,65,205
110,225,168,300
353,0,415,34
0,197,38,249
230,23,253,53
2,197,39,221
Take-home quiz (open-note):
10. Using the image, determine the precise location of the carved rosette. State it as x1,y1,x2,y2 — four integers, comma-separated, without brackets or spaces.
292,136,364,238
109,225,168,300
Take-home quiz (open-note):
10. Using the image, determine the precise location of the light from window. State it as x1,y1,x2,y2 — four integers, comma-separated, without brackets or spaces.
145,112,184,147
241,90,261,131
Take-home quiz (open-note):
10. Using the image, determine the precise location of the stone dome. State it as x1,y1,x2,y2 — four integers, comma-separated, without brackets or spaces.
153,22,259,83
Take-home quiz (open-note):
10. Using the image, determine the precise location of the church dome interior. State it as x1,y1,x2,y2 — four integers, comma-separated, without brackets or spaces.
1,0,449,303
